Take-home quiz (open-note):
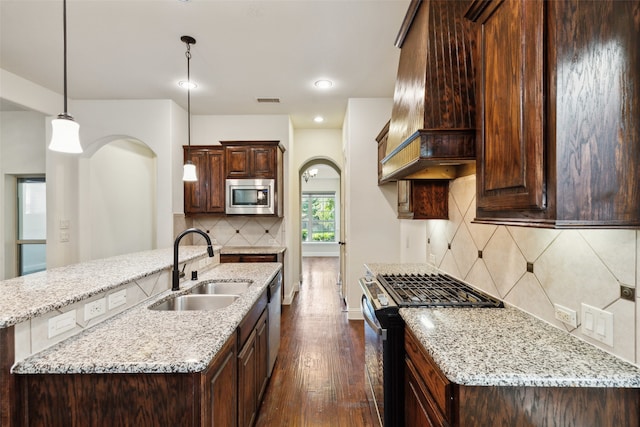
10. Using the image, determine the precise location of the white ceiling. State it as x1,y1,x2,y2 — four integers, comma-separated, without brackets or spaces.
0,0,410,128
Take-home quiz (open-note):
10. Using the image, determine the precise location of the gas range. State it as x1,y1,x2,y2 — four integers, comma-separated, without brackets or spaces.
378,273,504,308
359,269,503,427
360,272,503,312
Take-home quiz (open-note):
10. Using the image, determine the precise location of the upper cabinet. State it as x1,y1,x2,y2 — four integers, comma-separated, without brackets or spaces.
184,146,225,215
222,141,278,179
466,0,640,228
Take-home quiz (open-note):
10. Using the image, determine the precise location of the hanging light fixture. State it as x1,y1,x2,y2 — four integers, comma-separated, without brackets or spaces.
302,168,318,183
181,35,198,182
49,0,82,154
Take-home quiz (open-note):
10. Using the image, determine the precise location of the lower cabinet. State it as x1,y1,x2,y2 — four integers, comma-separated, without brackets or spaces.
17,334,237,427
202,335,238,426
404,328,640,427
237,309,268,427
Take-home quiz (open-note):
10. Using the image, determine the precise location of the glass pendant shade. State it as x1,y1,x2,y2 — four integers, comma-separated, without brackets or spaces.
183,161,197,182
49,114,82,153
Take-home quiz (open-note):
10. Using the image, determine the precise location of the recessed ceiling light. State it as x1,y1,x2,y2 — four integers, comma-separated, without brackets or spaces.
314,116,324,123
179,81,197,89
314,79,333,89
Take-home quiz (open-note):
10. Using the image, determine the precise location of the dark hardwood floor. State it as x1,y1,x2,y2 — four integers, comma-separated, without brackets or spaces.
255,257,377,427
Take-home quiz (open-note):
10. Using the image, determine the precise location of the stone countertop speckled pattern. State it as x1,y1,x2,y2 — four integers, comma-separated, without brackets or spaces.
365,263,640,388
0,246,220,329
401,307,640,388
220,246,286,255
12,262,281,375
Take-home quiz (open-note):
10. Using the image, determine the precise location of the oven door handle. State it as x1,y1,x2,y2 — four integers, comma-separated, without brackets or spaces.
362,295,383,335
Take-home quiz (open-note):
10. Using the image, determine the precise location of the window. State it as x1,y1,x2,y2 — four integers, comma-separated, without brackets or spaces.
301,192,336,242
17,177,46,275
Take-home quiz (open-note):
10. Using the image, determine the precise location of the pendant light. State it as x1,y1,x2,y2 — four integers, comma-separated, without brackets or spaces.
49,0,82,154
182,35,197,182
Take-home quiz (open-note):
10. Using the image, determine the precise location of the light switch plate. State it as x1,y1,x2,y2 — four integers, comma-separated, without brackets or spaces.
581,303,613,347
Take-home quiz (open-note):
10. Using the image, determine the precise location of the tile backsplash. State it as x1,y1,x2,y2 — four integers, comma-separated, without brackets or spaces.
424,175,638,365
176,215,285,247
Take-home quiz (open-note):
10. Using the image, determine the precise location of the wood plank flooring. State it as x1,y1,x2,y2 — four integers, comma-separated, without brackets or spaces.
255,257,378,427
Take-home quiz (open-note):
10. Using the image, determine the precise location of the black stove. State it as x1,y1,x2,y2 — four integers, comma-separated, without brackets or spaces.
378,273,504,308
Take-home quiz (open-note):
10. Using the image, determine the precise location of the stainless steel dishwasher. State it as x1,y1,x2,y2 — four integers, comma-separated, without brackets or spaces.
267,270,282,376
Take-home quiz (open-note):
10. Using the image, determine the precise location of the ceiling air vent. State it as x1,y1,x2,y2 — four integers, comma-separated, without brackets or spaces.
256,97,280,103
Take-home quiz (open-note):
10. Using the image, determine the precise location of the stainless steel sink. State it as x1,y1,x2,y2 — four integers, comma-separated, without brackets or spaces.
150,294,239,311
189,280,252,295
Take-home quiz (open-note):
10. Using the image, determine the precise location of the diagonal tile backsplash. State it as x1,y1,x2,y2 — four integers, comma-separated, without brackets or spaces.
178,215,285,248
425,175,638,365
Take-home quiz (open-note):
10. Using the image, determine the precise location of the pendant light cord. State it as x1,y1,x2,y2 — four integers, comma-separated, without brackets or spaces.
63,0,68,115
186,42,192,157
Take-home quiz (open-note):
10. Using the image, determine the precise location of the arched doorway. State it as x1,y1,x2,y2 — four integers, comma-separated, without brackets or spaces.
78,137,157,261
299,159,345,303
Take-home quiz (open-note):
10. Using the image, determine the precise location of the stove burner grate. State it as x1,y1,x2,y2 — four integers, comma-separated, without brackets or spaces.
378,273,503,308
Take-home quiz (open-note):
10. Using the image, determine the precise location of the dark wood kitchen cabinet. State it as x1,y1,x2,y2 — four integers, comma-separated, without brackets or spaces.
397,180,449,220
237,291,268,427
466,0,640,228
222,141,278,179
17,333,237,426
404,327,640,426
184,145,225,215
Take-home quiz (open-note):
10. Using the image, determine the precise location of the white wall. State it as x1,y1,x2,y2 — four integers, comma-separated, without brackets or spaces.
0,110,47,278
343,98,400,319
87,139,156,260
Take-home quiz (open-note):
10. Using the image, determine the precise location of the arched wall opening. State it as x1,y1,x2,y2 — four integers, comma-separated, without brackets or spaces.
298,157,344,299
78,136,157,261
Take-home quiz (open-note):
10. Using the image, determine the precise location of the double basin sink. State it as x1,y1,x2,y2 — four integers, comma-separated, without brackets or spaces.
150,280,252,312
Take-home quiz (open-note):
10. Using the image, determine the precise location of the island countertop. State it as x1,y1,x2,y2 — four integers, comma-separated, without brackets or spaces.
0,246,219,329
12,262,281,375
364,262,640,388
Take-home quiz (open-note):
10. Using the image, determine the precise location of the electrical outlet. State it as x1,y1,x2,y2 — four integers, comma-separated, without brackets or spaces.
84,298,106,321
581,303,613,347
428,254,436,265
48,310,76,338
108,290,127,310
554,304,577,327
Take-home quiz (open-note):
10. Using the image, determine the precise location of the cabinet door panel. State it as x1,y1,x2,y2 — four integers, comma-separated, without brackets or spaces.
184,149,208,213
206,150,225,212
256,311,269,403
226,146,251,178
475,0,545,211
238,330,257,427
251,147,276,178
203,336,236,427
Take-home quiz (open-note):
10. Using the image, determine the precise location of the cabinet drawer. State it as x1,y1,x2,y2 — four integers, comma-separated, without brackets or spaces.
220,253,278,263
405,328,452,418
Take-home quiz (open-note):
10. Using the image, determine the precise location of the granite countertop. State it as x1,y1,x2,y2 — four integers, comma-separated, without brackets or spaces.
12,262,281,375
0,246,221,329
365,263,640,388
221,246,286,255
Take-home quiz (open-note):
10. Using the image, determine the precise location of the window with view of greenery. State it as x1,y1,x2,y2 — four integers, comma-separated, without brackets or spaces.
301,192,336,242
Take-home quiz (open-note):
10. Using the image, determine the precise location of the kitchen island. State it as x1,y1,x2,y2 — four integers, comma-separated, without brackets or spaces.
1,247,281,426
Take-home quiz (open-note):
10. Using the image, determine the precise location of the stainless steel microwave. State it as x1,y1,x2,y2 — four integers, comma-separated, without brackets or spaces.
225,179,275,215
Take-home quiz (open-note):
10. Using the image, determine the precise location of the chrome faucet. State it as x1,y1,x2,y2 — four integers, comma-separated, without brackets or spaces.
172,228,215,291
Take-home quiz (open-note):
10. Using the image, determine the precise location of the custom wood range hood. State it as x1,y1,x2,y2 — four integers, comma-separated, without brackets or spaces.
380,0,477,183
